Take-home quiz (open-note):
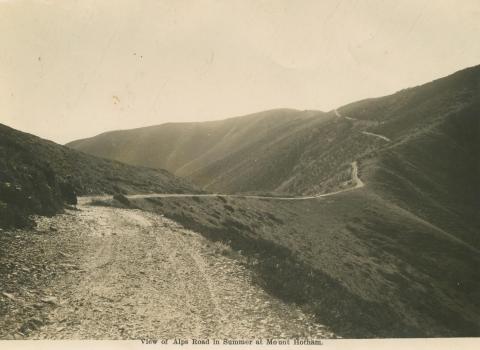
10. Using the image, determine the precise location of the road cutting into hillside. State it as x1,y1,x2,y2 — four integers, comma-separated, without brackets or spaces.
26,204,333,339
85,162,365,203
334,109,356,121
334,109,391,142
137,161,365,200
361,131,391,142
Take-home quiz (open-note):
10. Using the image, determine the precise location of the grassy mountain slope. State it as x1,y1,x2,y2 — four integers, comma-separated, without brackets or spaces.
0,123,196,228
67,67,480,202
69,65,480,245
79,64,480,337
67,109,378,195
346,66,480,249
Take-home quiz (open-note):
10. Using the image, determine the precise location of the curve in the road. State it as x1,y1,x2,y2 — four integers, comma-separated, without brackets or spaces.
81,109,392,204
335,109,391,141
82,161,365,203
334,109,356,121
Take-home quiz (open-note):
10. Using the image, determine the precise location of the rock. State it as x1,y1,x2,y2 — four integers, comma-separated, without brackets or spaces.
2,292,16,301
12,333,24,340
58,251,71,258
113,194,132,207
20,318,43,333
60,263,79,269
60,181,78,205
40,296,58,304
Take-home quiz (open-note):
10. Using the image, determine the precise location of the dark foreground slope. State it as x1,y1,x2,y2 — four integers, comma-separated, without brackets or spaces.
0,124,195,228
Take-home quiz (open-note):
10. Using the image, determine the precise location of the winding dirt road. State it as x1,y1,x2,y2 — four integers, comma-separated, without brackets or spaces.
87,162,365,203
334,109,391,142
28,204,334,339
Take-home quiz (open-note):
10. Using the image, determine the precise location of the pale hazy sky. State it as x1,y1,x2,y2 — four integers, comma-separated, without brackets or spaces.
1,0,480,143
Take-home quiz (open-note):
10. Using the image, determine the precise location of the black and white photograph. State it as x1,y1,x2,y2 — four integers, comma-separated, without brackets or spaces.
0,0,479,347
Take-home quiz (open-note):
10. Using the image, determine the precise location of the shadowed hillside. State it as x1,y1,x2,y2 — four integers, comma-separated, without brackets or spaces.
344,66,480,250
122,190,480,338
0,124,196,228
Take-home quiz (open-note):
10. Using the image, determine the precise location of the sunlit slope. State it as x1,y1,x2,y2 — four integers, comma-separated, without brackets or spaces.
68,108,383,195
68,66,480,200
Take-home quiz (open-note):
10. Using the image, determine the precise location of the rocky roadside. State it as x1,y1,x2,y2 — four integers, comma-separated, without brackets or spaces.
0,212,81,339
1,205,335,339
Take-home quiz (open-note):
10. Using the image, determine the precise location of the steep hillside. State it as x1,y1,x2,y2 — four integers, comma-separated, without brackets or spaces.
343,65,480,250
68,65,480,245
70,64,480,337
67,109,377,195
0,123,196,228
67,67,480,201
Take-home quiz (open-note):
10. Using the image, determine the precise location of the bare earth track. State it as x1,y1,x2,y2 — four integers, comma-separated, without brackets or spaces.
11,204,334,339
89,161,364,203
